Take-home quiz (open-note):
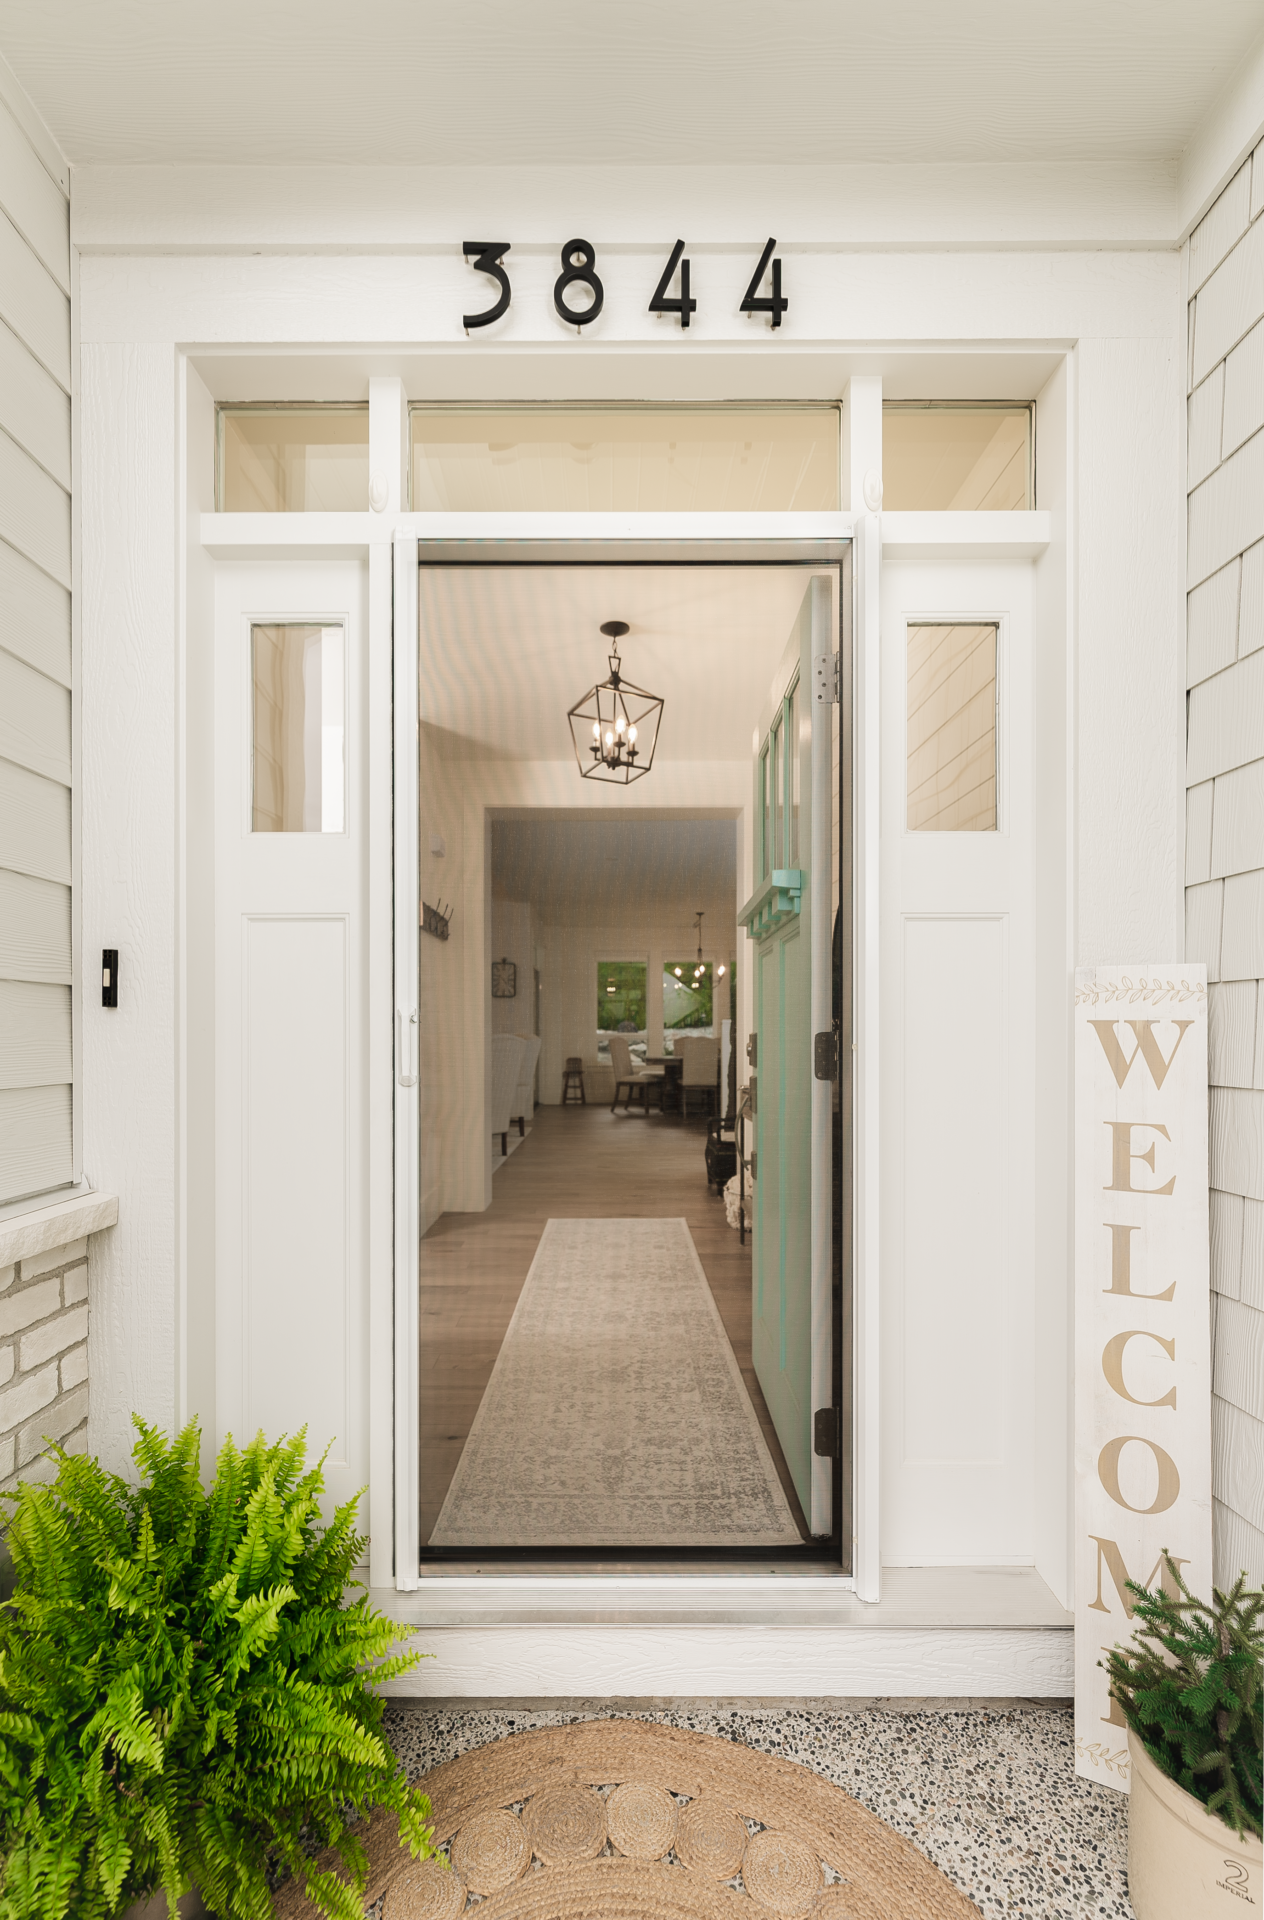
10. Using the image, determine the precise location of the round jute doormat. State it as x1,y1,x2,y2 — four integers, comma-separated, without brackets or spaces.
272,1719,981,1920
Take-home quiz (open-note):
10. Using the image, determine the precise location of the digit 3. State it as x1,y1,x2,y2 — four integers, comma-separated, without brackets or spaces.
554,238,604,328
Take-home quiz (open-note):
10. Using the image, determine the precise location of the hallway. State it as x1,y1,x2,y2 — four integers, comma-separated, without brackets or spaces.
418,1104,811,1552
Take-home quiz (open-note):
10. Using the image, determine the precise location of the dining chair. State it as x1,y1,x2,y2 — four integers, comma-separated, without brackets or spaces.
678,1034,720,1119
608,1032,665,1113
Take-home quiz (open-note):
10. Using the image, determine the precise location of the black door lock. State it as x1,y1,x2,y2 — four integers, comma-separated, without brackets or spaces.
102,950,118,1008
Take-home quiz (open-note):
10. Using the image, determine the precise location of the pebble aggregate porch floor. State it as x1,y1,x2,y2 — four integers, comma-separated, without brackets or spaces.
375,1704,1135,1920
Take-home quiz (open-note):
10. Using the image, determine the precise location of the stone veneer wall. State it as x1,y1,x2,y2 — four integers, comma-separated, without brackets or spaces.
1184,141,1264,1588
0,1236,89,1491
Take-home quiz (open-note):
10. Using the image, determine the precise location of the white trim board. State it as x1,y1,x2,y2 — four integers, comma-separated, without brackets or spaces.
374,1567,1071,1699
377,1628,1071,1700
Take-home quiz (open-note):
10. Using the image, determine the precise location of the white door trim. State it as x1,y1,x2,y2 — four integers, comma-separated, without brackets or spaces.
853,511,883,1603
392,531,421,1589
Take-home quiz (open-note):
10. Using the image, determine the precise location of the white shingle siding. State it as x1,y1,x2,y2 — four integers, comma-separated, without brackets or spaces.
0,102,72,1209
1191,208,1264,385
1223,316,1264,458
1189,161,1253,294
1186,559,1239,685
1187,647,1264,782
1188,153,1264,1587
1188,425,1264,587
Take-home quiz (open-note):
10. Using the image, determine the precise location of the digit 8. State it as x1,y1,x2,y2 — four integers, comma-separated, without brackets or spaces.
554,238,604,328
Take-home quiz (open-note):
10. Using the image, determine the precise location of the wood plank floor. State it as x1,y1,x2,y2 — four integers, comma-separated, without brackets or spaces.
418,1103,811,1549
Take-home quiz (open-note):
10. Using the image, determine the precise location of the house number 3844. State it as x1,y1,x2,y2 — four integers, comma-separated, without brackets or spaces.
461,238,787,332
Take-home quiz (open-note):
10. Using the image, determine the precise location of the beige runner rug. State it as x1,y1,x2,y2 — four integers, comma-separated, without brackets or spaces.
429,1216,801,1547
275,1718,982,1919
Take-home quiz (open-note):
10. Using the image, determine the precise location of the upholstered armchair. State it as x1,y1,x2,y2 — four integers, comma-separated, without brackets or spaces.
491,1034,526,1157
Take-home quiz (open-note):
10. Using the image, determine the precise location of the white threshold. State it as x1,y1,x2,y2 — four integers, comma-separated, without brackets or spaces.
371,1566,1072,1702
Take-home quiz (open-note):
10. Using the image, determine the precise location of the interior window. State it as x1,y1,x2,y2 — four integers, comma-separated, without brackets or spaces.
883,404,1033,510
596,959,647,1057
410,406,839,512
219,406,369,511
251,624,345,832
664,960,714,1037
906,622,998,832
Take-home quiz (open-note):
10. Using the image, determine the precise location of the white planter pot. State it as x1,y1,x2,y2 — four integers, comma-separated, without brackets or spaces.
1128,1730,1262,1919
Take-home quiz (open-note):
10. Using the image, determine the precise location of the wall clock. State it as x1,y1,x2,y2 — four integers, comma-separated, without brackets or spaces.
492,958,517,999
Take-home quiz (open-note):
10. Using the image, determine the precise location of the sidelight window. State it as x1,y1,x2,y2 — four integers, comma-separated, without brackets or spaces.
906,622,998,832
251,624,346,833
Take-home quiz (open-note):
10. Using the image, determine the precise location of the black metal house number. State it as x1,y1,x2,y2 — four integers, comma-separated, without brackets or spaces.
461,238,786,332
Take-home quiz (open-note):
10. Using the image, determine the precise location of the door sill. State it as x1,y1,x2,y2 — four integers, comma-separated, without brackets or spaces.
370,1567,1072,1701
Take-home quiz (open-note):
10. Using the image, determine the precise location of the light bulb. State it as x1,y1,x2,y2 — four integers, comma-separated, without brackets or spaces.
604,730,614,747
592,721,600,740
628,725,638,743
616,713,626,733
674,967,682,976
718,965,726,977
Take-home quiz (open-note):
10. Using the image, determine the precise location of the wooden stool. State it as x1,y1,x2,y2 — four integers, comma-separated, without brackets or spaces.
561,1056,586,1105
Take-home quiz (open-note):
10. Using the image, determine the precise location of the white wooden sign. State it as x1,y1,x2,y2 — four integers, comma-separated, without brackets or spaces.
1074,967,1212,1789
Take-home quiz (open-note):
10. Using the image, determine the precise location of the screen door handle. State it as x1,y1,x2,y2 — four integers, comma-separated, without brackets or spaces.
397,1009,419,1088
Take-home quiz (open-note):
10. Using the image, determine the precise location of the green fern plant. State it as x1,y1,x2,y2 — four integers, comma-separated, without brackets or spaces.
0,1418,435,1920
1104,1552,1263,1840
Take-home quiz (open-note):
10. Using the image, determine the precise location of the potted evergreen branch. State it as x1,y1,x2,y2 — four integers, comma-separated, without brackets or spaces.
1104,1553,1262,1920
0,1419,435,1920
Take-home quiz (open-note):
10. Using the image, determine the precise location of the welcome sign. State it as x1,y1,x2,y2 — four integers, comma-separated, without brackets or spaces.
1074,966,1212,1789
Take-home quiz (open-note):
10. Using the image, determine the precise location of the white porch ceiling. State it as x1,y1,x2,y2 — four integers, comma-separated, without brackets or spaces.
418,564,815,764
1,2,1260,169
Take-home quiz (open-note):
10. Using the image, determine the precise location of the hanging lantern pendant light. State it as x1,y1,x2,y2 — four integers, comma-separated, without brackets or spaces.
568,621,664,786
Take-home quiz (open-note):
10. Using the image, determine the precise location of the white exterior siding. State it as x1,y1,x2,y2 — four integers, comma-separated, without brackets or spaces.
0,96,72,1208
1186,140,1264,1587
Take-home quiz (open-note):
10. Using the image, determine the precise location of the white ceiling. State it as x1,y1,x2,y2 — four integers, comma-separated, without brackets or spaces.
3,1,1259,168
492,812,736,926
418,564,816,764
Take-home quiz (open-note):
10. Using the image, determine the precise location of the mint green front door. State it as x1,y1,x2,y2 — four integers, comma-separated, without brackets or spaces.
742,583,819,1522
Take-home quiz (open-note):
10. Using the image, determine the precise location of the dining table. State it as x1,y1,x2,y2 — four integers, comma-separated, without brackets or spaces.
643,1055,684,1113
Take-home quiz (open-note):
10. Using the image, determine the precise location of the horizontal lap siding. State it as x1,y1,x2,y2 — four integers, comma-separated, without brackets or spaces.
0,106,72,1206
1186,144,1264,1586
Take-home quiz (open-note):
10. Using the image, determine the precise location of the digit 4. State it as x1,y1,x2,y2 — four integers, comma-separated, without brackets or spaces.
649,239,696,329
741,237,787,329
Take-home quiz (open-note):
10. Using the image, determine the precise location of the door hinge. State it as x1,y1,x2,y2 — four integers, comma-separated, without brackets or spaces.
814,1030,838,1080
749,1152,757,1181
813,651,839,705
748,1076,757,1115
814,1406,841,1458
746,1031,758,1067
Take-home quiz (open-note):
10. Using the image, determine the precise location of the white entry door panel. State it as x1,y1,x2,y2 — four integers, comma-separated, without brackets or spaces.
879,558,1035,1565
214,560,368,1514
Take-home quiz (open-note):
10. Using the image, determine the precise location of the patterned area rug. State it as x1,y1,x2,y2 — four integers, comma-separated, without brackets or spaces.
428,1217,800,1547
274,1718,983,1919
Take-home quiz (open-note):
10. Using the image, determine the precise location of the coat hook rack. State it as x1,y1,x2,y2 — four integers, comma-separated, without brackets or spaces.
422,900,452,941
